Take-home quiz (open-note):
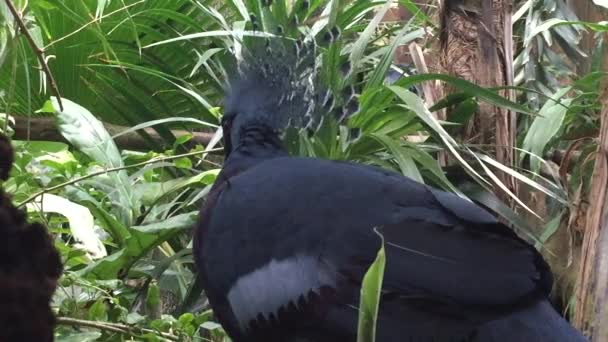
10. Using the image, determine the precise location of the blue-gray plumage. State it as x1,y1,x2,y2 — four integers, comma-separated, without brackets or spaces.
193,33,587,342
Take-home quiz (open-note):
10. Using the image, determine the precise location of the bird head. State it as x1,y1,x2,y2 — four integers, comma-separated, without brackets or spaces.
221,36,318,157
220,30,359,158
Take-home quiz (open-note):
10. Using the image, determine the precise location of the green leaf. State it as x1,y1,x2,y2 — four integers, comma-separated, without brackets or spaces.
52,97,137,226
389,86,543,216
457,180,543,245
535,213,563,250
84,204,131,247
54,331,102,342
366,27,425,89
349,0,393,71
143,30,281,48
146,280,162,319
38,100,56,113
521,87,572,173
475,153,567,205
357,232,385,342
525,19,608,45
131,211,198,234
428,92,473,112
388,86,490,189
394,74,533,115
77,249,129,280
80,210,196,279
133,170,219,205
88,298,108,321
397,0,434,26
173,157,193,169
401,142,463,195
369,133,423,183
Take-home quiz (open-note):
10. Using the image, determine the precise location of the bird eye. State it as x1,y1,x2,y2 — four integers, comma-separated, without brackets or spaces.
221,115,234,157
221,115,233,132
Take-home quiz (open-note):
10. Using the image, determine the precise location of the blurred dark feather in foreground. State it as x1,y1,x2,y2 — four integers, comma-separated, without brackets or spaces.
0,134,63,341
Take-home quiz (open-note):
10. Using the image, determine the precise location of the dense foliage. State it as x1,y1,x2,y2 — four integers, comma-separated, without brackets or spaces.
0,0,606,340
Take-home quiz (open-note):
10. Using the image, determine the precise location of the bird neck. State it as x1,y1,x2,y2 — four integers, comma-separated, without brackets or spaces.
228,123,287,161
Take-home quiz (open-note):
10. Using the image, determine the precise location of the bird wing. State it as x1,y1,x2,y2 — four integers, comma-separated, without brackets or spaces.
198,157,552,340
380,188,552,308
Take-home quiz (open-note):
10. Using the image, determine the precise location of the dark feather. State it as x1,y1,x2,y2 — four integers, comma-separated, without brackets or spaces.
195,156,583,341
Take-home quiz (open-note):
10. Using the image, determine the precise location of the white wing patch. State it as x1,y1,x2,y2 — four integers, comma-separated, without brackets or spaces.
227,254,336,332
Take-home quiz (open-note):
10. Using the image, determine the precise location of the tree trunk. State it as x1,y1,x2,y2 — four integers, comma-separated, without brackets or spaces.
569,3,608,338
439,0,517,201
566,1,608,338
574,81,608,339
566,0,608,74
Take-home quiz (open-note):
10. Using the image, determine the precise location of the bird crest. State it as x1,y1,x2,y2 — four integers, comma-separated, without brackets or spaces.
223,9,360,144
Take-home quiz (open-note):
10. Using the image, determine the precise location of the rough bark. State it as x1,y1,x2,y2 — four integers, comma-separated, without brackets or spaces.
439,0,517,200
566,0,608,74
574,75,608,340
566,2,608,338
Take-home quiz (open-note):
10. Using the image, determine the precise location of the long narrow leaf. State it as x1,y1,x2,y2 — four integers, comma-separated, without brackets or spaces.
357,230,385,342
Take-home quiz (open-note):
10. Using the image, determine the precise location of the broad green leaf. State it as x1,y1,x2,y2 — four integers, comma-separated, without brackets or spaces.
400,142,463,195
51,97,136,225
521,87,572,173
133,169,219,205
51,98,122,167
88,298,108,321
83,203,131,247
77,249,129,279
429,92,473,112
80,211,197,279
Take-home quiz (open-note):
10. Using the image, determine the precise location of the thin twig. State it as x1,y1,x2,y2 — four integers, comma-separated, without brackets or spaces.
17,148,224,208
4,0,64,111
56,317,181,341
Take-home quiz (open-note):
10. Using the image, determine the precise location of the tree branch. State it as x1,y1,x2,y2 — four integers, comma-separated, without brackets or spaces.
13,117,215,150
4,0,64,111
56,317,182,341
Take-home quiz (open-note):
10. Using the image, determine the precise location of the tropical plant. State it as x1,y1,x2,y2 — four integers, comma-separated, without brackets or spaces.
1,0,607,340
